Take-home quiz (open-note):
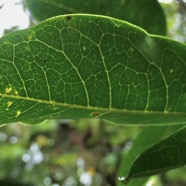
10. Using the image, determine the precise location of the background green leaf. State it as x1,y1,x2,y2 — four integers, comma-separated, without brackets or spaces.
24,0,166,35
123,126,186,184
117,125,183,186
0,14,186,126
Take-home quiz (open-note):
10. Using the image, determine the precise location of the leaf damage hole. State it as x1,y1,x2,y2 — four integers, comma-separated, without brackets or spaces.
92,112,100,117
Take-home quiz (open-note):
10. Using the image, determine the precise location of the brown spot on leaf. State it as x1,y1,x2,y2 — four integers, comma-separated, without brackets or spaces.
92,112,100,117
66,15,72,21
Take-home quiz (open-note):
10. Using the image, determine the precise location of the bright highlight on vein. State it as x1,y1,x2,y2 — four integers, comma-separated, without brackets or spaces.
0,0,29,37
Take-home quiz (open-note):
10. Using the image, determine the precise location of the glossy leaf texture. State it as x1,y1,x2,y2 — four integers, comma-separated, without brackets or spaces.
0,14,186,125
24,0,166,35
123,126,186,185
117,125,183,186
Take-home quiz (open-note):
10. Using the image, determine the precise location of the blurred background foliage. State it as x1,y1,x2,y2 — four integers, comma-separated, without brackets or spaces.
161,0,186,42
0,119,140,186
1,0,186,186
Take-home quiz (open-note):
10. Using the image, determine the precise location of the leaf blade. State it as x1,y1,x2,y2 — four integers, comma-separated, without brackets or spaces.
24,0,166,35
0,14,186,125
124,126,186,184
117,125,184,186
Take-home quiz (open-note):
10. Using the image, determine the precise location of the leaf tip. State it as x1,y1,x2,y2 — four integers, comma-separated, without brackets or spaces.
118,176,129,185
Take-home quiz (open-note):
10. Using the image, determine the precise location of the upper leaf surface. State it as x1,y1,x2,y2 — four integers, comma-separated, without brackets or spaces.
117,125,183,186
0,14,186,125
24,0,166,35
123,126,186,184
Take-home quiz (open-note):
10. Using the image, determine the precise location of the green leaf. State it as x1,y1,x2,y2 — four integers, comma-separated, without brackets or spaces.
24,0,166,35
0,144,25,160
0,14,185,125
117,125,183,186
123,126,186,184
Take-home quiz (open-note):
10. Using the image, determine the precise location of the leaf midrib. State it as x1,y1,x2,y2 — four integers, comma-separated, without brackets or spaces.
0,93,186,116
